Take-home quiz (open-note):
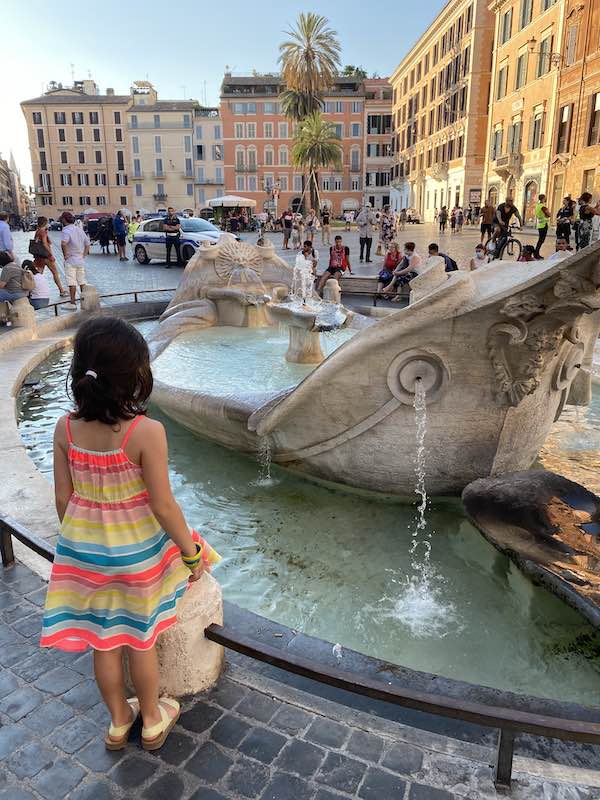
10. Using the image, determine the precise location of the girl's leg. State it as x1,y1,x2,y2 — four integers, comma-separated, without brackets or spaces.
127,646,177,730
46,262,65,294
93,648,132,727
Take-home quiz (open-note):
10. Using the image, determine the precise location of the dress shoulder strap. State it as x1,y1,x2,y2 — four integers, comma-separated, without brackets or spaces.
65,414,73,444
120,416,142,450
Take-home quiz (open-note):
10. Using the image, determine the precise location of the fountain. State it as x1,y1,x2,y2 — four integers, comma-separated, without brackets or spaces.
148,238,600,499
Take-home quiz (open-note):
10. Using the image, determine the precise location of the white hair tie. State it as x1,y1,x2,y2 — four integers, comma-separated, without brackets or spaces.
85,370,97,379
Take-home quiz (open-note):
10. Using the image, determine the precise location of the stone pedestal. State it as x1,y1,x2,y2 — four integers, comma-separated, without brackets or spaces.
323,279,341,304
81,284,100,312
10,297,36,329
125,573,224,698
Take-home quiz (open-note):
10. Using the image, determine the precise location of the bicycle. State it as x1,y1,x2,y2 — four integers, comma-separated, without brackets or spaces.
492,224,523,261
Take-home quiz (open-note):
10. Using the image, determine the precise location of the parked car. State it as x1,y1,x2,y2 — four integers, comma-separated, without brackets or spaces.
132,217,228,265
48,220,63,231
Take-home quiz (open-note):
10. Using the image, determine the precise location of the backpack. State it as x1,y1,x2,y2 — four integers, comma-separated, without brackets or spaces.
21,268,35,292
444,255,458,272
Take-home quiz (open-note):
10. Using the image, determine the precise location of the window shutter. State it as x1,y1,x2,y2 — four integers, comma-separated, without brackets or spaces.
540,112,546,147
566,104,574,152
528,116,534,150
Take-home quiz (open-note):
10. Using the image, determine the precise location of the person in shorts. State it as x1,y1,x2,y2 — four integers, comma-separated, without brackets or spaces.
60,212,90,309
317,235,352,293
479,201,495,245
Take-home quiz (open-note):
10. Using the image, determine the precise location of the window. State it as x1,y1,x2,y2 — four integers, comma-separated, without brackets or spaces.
537,35,553,77
155,158,163,176
184,114,192,128
197,166,205,182
135,183,142,197
352,101,363,113
197,188,205,204
235,122,244,139
214,124,221,139
114,111,121,124
556,105,572,153
185,158,193,176
133,158,142,177
132,136,139,154
116,151,124,170
433,43,438,65
32,111,42,124
496,64,508,99
154,135,161,153
215,166,223,182
351,175,361,190
75,128,83,143
187,183,194,196
587,93,600,146
248,175,257,191
278,147,288,166
233,102,257,114
519,0,532,29
154,114,160,128
582,168,596,193
466,3,473,30
95,173,107,186
72,112,84,124
508,120,522,152
264,122,273,138
565,25,578,66
58,128,66,142
333,123,343,138
115,128,123,142
351,149,360,171
263,102,276,114
60,173,72,186
97,196,107,205
212,144,222,160
196,144,205,160
92,128,100,142
196,125,203,139
130,114,138,128
351,123,361,137
36,129,44,148
60,151,68,164
278,122,288,138
40,196,52,206
515,51,528,89
62,196,73,205
322,176,331,190
279,174,288,191
335,101,344,113
491,128,503,159
293,175,303,191
500,9,513,44
530,111,545,149
235,148,245,169
77,173,89,186
39,171,50,190
116,173,127,186
54,111,66,124
78,150,85,164
89,111,98,124
334,175,343,191
236,175,245,191
247,122,256,138
79,196,91,206
542,0,556,8
95,151,102,164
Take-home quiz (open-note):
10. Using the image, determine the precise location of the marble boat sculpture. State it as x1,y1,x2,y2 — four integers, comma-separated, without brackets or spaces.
148,237,600,497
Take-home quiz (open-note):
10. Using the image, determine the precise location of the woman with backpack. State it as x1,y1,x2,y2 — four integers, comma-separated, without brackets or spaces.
31,217,67,296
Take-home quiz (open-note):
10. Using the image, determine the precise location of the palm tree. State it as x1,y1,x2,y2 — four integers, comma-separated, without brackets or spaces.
292,112,342,213
279,88,322,122
278,13,341,96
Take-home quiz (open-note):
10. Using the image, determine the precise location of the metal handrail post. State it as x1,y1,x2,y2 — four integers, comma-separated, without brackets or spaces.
494,728,515,789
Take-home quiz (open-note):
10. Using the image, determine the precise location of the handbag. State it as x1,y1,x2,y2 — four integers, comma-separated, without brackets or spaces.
28,238,50,258
21,268,36,292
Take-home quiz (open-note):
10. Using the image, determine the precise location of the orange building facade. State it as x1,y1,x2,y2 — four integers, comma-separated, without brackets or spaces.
220,74,371,216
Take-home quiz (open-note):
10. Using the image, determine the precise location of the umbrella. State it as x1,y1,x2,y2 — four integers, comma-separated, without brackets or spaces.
120,208,132,216
82,207,99,215
208,195,257,209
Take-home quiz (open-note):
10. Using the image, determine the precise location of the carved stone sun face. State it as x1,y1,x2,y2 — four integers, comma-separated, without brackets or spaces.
200,238,267,284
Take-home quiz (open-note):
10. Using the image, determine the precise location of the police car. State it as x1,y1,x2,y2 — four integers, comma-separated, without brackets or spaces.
132,216,227,264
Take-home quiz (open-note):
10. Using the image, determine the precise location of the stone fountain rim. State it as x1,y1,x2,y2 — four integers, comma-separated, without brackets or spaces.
3,307,600,732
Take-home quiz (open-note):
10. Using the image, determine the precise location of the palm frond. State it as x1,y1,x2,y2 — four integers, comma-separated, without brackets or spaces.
278,12,341,95
292,112,343,172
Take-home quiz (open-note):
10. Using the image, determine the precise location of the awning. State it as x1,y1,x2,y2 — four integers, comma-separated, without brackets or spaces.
208,195,257,209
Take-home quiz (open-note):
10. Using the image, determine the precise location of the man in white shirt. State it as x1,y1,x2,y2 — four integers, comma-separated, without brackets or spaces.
60,212,90,309
0,212,14,261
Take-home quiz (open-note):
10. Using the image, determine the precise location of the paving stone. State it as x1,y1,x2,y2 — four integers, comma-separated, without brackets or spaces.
2,601,38,624
86,702,110,728
6,741,55,779
11,613,43,638
109,754,158,788
178,700,223,733
275,739,326,777
207,677,248,709
409,784,458,800
185,741,233,783
34,666,82,695
17,651,58,683
69,780,115,800
24,587,49,607
260,771,315,800
143,772,185,799
0,591,18,610
22,699,74,736
358,766,408,799
236,691,281,724
0,642,36,668
189,789,230,800
381,742,424,776
75,738,125,773
31,758,86,800
148,729,196,766
60,679,102,711
316,752,365,794
271,704,314,735
238,726,287,764
0,671,19,699
49,715,98,754
346,730,386,763
313,791,345,800
70,653,94,678
0,687,44,721
0,787,38,800
305,718,350,749
225,755,270,798
8,574,45,596
0,623,16,644
210,714,252,749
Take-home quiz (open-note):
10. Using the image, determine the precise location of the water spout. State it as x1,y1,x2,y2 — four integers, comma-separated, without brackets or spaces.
254,436,279,487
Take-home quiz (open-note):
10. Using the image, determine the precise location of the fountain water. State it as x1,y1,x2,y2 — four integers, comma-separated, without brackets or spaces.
254,436,278,487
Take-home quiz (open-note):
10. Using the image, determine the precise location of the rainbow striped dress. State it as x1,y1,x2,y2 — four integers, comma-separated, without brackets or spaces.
41,415,193,652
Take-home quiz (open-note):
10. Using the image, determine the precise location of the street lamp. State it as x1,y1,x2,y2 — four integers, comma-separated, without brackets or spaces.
527,37,563,67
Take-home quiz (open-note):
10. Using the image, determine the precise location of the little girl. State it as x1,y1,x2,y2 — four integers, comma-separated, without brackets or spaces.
41,316,218,752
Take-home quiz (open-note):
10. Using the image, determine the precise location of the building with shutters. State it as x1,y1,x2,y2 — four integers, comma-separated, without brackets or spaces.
21,79,132,219
390,0,494,221
483,0,566,225
548,0,600,211
363,79,394,210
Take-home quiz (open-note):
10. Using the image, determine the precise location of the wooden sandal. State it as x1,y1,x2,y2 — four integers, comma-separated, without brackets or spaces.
105,697,140,750
141,697,180,751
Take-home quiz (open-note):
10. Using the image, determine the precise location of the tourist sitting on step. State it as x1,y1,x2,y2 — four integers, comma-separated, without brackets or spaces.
0,251,28,305
381,242,423,301
317,235,352,294
377,242,402,296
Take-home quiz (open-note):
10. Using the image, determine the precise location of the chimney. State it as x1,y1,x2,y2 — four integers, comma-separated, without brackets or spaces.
106,88,115,96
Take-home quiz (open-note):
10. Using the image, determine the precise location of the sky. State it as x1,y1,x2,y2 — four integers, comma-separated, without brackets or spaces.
1,0,443,186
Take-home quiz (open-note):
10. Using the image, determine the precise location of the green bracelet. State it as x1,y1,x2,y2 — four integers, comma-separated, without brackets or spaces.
182,544,203,568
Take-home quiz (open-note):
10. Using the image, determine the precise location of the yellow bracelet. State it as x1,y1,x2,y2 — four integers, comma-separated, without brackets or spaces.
181,544,203,567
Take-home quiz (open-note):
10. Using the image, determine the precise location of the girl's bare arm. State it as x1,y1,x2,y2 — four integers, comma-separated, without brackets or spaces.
53,416,73,522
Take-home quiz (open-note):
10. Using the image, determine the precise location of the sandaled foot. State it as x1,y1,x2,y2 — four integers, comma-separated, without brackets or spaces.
105,698,140,750
141,697,180,751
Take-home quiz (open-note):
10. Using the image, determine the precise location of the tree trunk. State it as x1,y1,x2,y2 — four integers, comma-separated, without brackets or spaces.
310,171,319,214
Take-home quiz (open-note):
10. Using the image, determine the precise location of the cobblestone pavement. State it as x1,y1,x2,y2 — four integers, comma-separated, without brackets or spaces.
10,223,542,310
2,561,599,800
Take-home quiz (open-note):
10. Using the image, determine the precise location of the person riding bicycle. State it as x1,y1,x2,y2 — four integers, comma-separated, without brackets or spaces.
491,199,523,257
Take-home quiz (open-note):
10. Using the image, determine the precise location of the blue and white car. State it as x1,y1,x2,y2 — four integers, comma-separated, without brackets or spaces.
132,217,227,265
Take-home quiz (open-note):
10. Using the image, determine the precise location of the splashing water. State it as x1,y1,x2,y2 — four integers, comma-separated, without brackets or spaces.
253,436,279,487
393,378,459,637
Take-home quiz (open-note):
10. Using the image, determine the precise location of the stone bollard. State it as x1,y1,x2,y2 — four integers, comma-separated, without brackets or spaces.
124,572,224,698
9,297,36,329
80,284,100,312
323,279,341,304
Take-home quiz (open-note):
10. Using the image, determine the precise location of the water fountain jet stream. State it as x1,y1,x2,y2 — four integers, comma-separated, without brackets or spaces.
253,436,279,487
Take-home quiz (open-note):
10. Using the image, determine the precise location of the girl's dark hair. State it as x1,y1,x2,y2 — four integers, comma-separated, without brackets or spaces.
579,192,592,204
70,316,153,425
22,259,35,273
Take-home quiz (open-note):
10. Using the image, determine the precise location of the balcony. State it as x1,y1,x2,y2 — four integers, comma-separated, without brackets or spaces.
194,177,225,185
131,173,145,180
182,173,195,179
127,122,193,129
153,193,168,201
493,153,523,179
235,164,258,172
428,162,449,181
153,172,165,179
35,187,52,195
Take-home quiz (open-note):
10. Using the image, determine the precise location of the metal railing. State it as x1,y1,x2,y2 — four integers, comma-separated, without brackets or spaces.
43,287,176,318
1,513,599,790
